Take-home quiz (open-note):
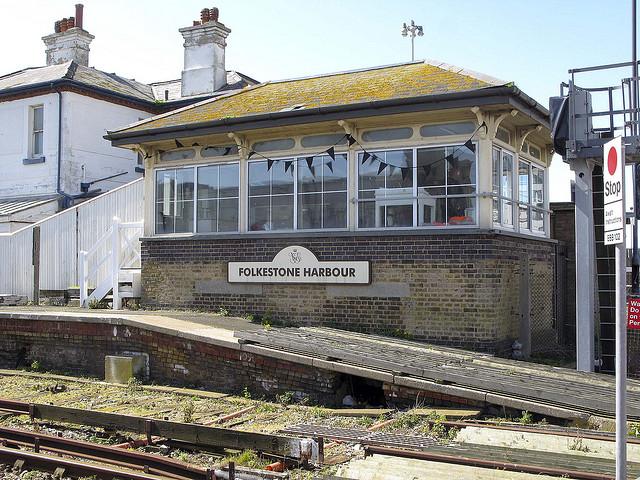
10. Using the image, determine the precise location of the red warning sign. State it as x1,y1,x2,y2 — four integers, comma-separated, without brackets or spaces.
628,297,640,329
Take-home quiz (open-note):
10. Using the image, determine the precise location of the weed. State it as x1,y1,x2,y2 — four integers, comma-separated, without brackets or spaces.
218,306,230,317
391,328,414,340
88,298,105,309
386,412,422,431
126,377,143,394
518,410,533,425
182,400,195,423
261,319,271,330
276,391,295,406
225,450,267,469
568,437,590,452
308,405,331,419
244,314,254,322
255,403,280,414
242,387,252,399
630,422,640,438
30,360,42,372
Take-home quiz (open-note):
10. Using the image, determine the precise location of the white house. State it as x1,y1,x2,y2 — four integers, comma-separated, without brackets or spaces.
0,5,256,232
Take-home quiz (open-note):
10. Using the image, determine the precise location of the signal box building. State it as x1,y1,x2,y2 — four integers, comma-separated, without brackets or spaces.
107,60,557,356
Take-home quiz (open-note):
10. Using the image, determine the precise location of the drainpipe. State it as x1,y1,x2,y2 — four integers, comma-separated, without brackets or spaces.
53,86,74,209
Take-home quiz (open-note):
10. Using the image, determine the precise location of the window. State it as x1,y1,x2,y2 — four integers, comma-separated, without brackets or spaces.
518,160,530,230
248,159,295,231
297,154,348,229
358,149,413,228
417,146,476,226
300,133,347,148
252,138,295,153
358,145,476,229
492,147,514,227
160,149,195,162
155,168,195,234
201,145,239,158
197,164,239,233
420,122,475,137
495,127,511,145
518,161,546,234
361,127,413,142
248,154,348,231
30,105,44,157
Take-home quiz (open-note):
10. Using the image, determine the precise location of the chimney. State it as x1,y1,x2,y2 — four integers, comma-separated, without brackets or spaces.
42,4,94,66
179,7,230,97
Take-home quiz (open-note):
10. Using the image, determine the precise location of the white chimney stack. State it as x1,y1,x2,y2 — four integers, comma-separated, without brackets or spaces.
179,7,230,97
42,4,94,67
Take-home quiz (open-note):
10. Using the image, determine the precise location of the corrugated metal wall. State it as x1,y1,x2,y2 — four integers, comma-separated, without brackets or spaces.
0,178,143,299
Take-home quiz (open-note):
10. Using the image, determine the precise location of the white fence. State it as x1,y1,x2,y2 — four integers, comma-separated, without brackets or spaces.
0,179,144,299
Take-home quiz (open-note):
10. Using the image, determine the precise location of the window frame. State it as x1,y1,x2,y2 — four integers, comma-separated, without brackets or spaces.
355,143,478,231
492,145,517,230
29,105,44,158
154,160,240,236
246,152,350,233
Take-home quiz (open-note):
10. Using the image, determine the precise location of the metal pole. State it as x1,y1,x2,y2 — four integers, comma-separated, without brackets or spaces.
632,0,640,294
616,156,628,480
411,35,415,61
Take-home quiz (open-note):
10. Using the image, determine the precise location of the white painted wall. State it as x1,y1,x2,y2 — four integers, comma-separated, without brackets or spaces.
0,93,60,198
0,91,152,202
61,92,151,196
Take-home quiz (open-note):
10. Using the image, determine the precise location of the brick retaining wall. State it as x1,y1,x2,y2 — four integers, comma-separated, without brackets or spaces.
142,232,557,355
0,318,343,405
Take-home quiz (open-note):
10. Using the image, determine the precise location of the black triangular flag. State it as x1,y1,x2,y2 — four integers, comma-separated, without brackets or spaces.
401,167,410,181
326,147,336,161
464,140,475,153
377,162,387,175
284,160,293,173
267,159,275,171
326,160,334,173
361,151,371,164
223,147,232,156
480,121,488,134
175,139,184,148
192,142,200,147
248,151,256,159
346,134,356,146
306,156,314,170
144,153,151,159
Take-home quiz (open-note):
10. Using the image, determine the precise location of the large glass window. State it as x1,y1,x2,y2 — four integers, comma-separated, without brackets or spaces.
297,154,347,229
519,160,530,231
358,149,413,228
358,145,476,229
417,146,476,225
155,168,194,234
492,147,514,227
197,164,239,233
248,160,294,231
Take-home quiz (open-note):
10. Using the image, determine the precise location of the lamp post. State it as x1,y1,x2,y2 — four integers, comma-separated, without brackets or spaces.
401,20,424,61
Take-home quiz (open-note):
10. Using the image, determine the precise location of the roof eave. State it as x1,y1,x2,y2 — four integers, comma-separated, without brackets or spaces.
0,78,158,110
107,85,550,147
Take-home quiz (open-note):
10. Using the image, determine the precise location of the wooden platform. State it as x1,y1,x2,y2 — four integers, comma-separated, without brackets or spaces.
236,327,640,420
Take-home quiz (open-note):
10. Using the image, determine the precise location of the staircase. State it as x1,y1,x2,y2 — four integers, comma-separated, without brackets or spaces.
79,217,143,309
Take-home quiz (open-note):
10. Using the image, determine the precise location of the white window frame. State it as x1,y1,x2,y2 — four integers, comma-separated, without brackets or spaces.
492,145,517,230
246,153,350,233
517,155,547,236
29,105,44,158
154,161,240,236
355,143,479,230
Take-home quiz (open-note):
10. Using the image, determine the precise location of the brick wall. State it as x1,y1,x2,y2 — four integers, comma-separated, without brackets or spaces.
0,318,342,405
141,232,557,355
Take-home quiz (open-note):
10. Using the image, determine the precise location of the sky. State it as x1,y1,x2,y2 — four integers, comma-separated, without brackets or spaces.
1,0,636,202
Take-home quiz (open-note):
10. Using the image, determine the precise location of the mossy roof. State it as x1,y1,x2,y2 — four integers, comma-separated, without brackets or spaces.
112,61,508,135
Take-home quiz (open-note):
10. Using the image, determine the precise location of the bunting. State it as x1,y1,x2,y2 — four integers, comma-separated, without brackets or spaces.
175,139,184,148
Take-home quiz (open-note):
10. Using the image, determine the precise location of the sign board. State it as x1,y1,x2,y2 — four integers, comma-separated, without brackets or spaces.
603,137,624,245
228,245,370,284
629,297,640,330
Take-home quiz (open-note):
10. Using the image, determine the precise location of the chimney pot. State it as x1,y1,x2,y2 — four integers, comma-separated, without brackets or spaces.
193,20,201,26
54,20,61,33
43,7,94,66
75,4,84,30
60,18,68,32
210,7,219,22
68,16,75,29
200,8,210,23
